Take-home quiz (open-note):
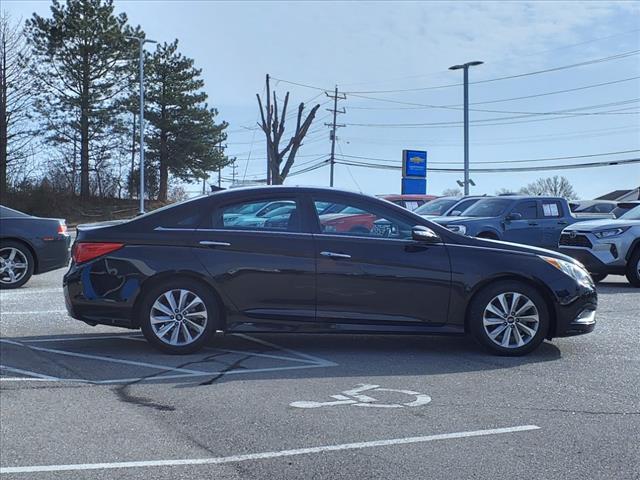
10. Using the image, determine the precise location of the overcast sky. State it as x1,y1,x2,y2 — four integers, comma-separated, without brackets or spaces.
5,0,640,198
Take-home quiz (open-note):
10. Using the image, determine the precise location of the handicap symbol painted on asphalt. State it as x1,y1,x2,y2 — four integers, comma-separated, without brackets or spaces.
290,384,431,409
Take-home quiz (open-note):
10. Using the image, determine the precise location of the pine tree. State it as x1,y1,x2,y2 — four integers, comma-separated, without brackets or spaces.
25,0,137,199
144,40,228,201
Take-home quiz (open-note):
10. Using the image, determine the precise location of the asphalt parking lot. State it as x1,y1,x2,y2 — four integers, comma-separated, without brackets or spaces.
1,269,638,479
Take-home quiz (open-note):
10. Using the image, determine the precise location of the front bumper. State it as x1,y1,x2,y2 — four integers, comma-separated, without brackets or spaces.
559,246,626,275
552,284,597,338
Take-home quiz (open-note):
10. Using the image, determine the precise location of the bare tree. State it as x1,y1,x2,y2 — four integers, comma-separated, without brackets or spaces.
257,75,320,185
1,12,37,193
442,187,463,196
519,176,578,200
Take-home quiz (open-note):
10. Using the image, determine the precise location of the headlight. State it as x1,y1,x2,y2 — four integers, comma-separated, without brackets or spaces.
446,224,467,235
323,224,337,232
539,255,593,287
593,227,629,239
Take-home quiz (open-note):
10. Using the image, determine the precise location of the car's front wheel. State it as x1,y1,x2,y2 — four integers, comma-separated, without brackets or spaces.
140,279,218,354
626,248,640,287
468,281,549,356
0,241,34,289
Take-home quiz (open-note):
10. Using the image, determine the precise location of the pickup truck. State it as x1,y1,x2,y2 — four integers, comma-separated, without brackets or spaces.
431,196,607,250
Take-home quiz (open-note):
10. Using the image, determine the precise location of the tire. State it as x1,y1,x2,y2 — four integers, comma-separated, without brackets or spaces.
625,248,640,287
139,278,219,354
0,241,35,289
468,280,549,356
590,273,607,283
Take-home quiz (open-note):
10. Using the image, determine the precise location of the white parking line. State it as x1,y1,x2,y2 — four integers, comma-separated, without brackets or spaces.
0,339,210,375
0,310,67,315
0,333,337,384
0,365,61,381
0,425,540,474
235,333,338,366
0,287,63,295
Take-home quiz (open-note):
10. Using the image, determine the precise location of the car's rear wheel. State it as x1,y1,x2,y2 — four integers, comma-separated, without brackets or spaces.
468,281,549,356
0,241,34,289
625,248,640,287
140,279,218,354
590,273,607,283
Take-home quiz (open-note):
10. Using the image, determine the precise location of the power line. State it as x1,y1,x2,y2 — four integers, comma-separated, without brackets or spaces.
344,50,640,94
341,125,639,147
347,76,640,111
334,156,640,173
335,149,640,165
336,28,640,89
346,99,640,128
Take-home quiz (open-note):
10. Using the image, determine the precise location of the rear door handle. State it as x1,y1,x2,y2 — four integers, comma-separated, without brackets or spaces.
199,240,231,247
528,222,538,226
557,221,568,225
320,251,351,259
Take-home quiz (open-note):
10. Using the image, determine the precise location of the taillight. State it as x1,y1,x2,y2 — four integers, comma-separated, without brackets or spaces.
72,242,124,264
58,221,67,235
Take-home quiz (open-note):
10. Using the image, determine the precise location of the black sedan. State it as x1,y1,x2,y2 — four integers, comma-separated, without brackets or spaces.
0,205,71,289
63,187,597,356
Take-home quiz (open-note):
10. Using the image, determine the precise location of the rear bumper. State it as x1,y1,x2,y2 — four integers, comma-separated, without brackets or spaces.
36,235,71,274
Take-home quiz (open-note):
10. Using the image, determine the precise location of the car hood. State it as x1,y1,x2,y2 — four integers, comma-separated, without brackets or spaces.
458,235,579,264
564,218,640,231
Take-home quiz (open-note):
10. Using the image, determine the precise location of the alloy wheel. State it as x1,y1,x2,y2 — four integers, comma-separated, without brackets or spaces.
150,289,208,346
0,248,29,286
482,292,540,349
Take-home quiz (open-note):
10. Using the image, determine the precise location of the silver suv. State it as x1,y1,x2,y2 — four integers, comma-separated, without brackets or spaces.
559,205,640,286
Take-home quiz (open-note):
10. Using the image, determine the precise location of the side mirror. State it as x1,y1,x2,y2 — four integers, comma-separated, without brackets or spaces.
506,212,522,221
449,210,462,217
412,225,441,243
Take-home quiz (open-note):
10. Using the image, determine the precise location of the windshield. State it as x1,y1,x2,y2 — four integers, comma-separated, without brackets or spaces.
463,198,512,217
620,206,640,220
415,198,458,216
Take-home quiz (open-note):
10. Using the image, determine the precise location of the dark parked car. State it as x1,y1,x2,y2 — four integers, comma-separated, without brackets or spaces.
64,187,596,356
0,205,71,289
433,196,606,250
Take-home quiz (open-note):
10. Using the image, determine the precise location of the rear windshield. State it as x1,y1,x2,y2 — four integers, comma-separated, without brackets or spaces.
0,206,29,218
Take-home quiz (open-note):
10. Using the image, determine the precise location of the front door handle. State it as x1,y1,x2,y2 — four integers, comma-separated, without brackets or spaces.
320,251,351,259
199,240,231,247
528,222,538,226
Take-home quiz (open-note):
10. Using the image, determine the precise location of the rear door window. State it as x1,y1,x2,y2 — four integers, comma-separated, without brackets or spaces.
213,198,301,232
540,201,562,218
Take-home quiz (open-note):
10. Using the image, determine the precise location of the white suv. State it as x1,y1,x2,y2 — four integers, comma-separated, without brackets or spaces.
559,206,640,286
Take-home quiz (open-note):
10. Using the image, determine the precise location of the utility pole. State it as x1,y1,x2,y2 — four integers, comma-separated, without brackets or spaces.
231,159,238,185
325,87,346,187
130,112,136,198
449,61,483,195
127,36,157,214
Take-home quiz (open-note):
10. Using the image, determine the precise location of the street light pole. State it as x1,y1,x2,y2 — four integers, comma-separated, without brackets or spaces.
127,36,157,214
449,61,483,195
